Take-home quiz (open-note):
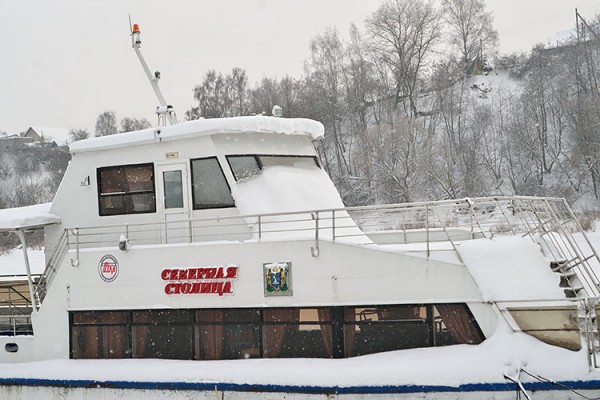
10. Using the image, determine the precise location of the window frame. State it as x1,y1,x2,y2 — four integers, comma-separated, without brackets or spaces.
97,162,156,217
70,304,484,361
226,154,321,181
190,156,235,210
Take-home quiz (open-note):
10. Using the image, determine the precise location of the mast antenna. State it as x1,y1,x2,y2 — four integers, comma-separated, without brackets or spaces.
129,18,177,126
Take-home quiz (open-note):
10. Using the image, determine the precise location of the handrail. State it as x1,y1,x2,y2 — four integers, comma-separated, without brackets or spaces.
0,314,33,336
34,229,69,305
31,196,600,307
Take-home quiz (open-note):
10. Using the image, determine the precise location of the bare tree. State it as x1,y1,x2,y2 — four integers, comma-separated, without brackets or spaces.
305,27,349,193
95,111,118,137
68,129,90,142
120,117,151,133
228,67,249,116
187,68,249,119
442,0,498,74
366,0,442,117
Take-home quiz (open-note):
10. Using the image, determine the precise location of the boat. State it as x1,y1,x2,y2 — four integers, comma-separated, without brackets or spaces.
1,24,600,400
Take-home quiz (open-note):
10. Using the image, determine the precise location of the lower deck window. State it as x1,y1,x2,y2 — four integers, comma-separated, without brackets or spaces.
70,304,483,360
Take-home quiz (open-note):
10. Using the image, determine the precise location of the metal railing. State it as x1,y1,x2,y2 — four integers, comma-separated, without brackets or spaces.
34,229,69,305
36,196,600,304
59,196,598,259
0,314,33,336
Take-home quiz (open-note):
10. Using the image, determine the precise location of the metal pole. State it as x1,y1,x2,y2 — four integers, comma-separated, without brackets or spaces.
15,230,38,311
426,205,430,259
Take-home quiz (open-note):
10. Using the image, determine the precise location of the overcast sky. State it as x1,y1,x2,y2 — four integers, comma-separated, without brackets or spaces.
1,0,599,135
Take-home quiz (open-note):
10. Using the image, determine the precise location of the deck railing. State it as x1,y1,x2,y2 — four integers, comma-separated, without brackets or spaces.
60,196,597,259
36,196,600,304
0,314,33,336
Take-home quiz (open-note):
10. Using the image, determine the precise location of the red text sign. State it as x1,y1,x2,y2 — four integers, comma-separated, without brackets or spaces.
162,265,238,296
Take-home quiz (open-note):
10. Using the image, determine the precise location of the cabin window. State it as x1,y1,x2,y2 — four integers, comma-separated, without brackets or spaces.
190,157,235,209
163,170,184,209
70,311,129,359
226,155,320,181
70,304,483,360
97,163,156,216
195,309,261,360
227,156,260,180
132,310,193,359
262,307,333,358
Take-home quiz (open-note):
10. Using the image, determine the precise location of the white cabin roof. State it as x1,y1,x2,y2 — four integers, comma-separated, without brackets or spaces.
0,203,60,232
70,116,324,154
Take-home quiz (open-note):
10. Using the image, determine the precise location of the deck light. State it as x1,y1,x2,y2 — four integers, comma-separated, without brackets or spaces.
119,235,129,251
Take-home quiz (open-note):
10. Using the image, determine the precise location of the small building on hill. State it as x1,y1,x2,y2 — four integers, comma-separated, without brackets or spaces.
24,127,70,148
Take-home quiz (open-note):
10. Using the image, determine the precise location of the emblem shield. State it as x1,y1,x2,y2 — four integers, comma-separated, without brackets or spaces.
263,261,292,296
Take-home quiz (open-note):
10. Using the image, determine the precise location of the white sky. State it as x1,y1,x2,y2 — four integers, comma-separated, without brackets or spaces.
0,0,599,135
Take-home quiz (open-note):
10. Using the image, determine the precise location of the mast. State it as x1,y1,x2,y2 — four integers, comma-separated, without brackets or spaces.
130,22,178,126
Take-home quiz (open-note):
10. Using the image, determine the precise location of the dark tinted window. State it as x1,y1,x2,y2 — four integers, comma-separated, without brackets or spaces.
227,155,319,181
97,163,156,216
191,157,235,209
70,305,483,360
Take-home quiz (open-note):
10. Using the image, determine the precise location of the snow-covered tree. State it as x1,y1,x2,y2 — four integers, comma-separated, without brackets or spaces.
95,111,118,137
442,0,498,74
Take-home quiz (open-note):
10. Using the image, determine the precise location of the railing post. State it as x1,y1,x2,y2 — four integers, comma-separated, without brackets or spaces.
332,210,336,241
311,212,320,257
426,205,430,259
258,216,262,240
70,228,80,267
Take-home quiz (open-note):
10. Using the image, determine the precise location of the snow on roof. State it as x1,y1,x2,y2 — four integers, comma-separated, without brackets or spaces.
0,248,45,276
29,127,70,146
0,203,60,232
69,116,324,154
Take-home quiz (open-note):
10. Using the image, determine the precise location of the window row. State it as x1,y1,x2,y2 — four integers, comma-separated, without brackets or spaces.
70,304,484,360
97,155,319,216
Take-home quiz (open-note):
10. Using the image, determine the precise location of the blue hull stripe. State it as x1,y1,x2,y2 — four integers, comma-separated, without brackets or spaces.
1,378,600,394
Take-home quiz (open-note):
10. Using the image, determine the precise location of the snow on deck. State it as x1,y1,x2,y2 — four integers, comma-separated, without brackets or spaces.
69,116,325,153
0,327,595,389
459,236,565,301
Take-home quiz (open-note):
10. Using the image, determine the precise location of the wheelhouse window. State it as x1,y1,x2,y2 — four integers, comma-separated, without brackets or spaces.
97,163,156,216
70,304,483,361
190,157,235,209
227,155,320,181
